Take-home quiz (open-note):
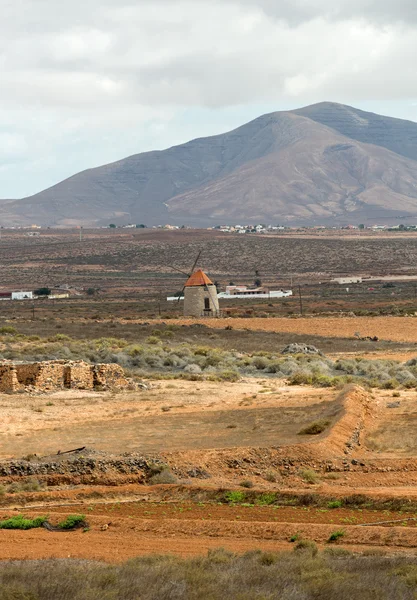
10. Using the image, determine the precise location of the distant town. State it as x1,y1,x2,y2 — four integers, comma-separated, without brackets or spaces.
3,222,417,233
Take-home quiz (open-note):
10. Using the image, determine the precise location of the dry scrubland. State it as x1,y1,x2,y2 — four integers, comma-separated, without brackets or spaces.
1,320,417,571
1,550,417,600
2,227,417,291
1,230,417,591
2,324,417,389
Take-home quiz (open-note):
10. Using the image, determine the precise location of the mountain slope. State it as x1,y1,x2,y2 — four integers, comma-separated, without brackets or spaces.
2,103,417,226
295,102,417,162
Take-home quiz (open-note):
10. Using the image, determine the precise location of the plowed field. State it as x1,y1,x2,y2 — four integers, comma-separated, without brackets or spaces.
1,501,417,562
158,316,417,343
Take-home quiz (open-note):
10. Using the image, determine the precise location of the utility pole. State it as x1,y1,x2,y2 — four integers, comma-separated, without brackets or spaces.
80,227,83,242
32,302,35,320
298,285,303,316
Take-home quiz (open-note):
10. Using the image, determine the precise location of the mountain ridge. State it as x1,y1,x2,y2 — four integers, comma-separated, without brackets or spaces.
2,102,417,227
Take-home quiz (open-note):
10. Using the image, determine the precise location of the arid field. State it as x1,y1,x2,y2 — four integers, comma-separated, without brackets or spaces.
1,229,417,585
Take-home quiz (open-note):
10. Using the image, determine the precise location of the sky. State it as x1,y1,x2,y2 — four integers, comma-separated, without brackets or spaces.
1,0,417,198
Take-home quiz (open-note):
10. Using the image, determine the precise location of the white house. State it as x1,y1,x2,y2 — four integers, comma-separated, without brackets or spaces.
11,291,33,300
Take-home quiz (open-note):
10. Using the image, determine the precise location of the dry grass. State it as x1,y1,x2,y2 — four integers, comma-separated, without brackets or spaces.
0,549,415,599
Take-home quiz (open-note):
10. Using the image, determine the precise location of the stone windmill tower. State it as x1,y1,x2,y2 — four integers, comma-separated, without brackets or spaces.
183,269,220,317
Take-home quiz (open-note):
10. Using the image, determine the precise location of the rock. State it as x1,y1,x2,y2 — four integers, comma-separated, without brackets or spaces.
281,343,323,356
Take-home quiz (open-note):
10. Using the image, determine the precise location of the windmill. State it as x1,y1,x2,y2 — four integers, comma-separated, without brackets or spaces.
169,250,202,303
168,251,220,317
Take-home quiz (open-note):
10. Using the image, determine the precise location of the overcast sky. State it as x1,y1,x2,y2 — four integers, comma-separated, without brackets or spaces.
1,0,417,198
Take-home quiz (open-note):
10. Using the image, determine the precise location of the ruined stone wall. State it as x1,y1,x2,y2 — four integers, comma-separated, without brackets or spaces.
65,363,95,390
0,364,21,393
16,362,68,391
93,364,129,389
0,360,131,393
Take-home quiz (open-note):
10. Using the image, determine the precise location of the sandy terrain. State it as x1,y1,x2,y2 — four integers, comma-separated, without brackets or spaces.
144,316,417,343
0,381,334,459
1,378,417,563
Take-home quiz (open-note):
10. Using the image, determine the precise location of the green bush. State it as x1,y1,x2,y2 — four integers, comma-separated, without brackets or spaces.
327,500,342,509
0,515,47,530
224,490,245,504
58,514,86,530
255,493,276,506
328,530,345,542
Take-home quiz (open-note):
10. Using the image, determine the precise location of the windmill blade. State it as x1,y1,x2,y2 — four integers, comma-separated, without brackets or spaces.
190,250,202,275
167,265,191,277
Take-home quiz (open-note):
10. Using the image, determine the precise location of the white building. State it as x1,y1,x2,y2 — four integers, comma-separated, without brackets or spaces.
217,286,292,299
331,277,362,285
11,291,33,300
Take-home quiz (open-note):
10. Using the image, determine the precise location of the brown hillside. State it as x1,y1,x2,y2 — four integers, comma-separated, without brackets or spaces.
2,102,417,226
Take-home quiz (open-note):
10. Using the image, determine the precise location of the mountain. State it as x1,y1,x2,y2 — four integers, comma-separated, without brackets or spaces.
3,102,417,227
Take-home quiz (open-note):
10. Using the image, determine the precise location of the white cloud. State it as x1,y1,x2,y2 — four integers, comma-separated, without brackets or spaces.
1,0,417,197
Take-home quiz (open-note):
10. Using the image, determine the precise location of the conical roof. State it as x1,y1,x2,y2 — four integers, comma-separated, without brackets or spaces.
184,269,214,287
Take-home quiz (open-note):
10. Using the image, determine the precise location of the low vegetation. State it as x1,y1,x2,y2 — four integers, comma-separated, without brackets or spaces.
328,530,345,543
58,514,86,530
299,469,320,484
0,549,415,599
0,515,47,530
2,329,417,388
298,419,330,435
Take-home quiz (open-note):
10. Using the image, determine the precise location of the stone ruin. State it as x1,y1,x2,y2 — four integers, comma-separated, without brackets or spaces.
0,360,130,393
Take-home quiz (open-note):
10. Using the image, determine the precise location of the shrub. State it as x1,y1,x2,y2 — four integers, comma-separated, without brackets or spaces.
0,326,17,335
148,468,178,485
224,490,245,504
298,419,330,435
382,378,399,390
264,470,280,483
312,374,335,387
126,345,144,357
239,480,254,488
299,469,320,484
7,479,42,494
327,500,342,509
293,539,318,556
58,514,86,530
328,530,345,542
0,515,47,529
252,356,270,370
288,371,313,385
259,552,278,566
53,334,71,341
218,370,240,382
255,493,276,506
